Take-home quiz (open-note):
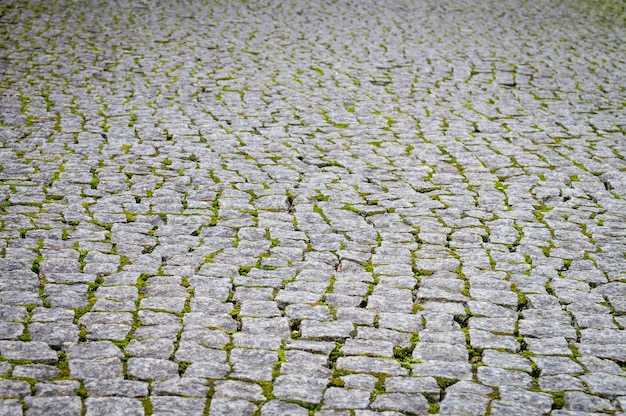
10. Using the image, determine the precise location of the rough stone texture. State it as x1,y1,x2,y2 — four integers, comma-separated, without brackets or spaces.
151,377,209,398
581,373,626,398
127,358,180,381
85,397,144,416
260,400,309,416
477,367,533,388
370,393,429,415
208,398,257,416
322,387,371,409
1,0,625,413
337,357,409,376
69,358,123,380
272,375,328,404
0,379,31,398
24,397,83,416
149,397,205,416
0,400,22,416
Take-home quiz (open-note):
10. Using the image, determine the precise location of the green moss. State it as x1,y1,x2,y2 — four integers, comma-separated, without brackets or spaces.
551,391,564,409
57,352,70,378
393,345,414,362
178,362,190,376
258,381,275,400
141,398,153,415
329,377,345,387
436,377,457,389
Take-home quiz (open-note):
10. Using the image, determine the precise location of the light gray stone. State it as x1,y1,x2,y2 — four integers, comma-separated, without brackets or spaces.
24,397,82,416
273,375,328,404
85,398,144,416
260,400,309,416
127,358,179,381
322,387,370,409
370,393,429,415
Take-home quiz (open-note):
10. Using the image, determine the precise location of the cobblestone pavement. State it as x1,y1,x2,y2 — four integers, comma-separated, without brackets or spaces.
0,0,625,414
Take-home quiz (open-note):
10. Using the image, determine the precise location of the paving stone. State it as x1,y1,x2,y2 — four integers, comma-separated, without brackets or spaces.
576,344,626,361
322,387,371,409
477,367,533,388
340,339,394,357
284,350,329,367
273,375,328,404
239,301,281,317
85,324,132,341
66,341,124,359
79,312,134,327
139,297,186,313
353,411,403,416
0,400,22,416
384,376,440,400
134,325,181,340
138,311,180,326
127,358,179,381
550,411,609,416
412,360,472,380
563,391,615,412
285,304,332,321
482,350,532,372
0,323,23,340
531,356,583,376
280,361,331,380
338,356,409,376
213,380,266,402
488,401,546,416
0,379,31,398
175,341,227,363
578,356,625,375
356,327,412,349
499,386,553,412
469,329,520,352
366,293,414,313
439,391,490,416
69,358,123,380
301,320,355,341
208,398,256,416
232,333,282,350
418,330,466,345
125,339,174,359
84,379,149,397
85,397,144,416
370,393,429,415
260,400,309,416
0,363,10,376
149,397,205,416
240,318,290,339
412,342,468,362
12,364,60,381
35,380,81,397
182,362,230,379
525,337,572,356
274,290,321,306
151,377,209,397
340,374,379,391
24,397,82,416
0,341,58,363
519,320,577,339
539,375,586,391
581,373,626,398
